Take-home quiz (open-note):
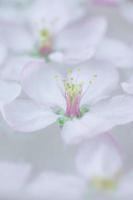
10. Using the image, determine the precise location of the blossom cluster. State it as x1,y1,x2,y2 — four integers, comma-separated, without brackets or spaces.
0,0,133,199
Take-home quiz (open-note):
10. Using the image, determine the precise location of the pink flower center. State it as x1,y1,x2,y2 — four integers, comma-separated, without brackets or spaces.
64,78,83,117
39,29,53,56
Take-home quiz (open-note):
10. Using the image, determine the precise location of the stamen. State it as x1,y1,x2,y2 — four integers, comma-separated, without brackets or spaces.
91,177,117,190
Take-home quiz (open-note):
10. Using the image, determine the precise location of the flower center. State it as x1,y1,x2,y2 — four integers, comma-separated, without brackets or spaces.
64,78,83,117
38,29,53,56
91,177,117,190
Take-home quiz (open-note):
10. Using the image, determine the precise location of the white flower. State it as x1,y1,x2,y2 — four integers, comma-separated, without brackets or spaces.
25,135,133,199
3,60,133,144
28,16,107,65
0,161,31,199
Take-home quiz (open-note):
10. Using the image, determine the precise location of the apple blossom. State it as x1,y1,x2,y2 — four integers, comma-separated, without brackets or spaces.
3,60,133,144
26,135,133,199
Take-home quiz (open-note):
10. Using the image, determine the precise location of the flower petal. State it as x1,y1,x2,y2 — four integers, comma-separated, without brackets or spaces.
71,62,119,105
27,172,85,200
21,60,65,108
0,20,34,52
0,161,31,196
54,17,107,64
29,0,85,34
116,172,133,197
2,99,57,132
62,95,133,144
1,56,37,81
76,134,122,180
0,80,21,106
95,37,133,68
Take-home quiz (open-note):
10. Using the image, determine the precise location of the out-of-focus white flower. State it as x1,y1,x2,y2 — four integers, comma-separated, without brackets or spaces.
25,135,133,199
28,0,86,33
3,60,133,144
0,161,31,199
26,171,85,200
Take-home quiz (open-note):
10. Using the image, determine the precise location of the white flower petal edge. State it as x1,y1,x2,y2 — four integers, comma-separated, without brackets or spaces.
54,17,107,64
2,99,58,132
1,56,40,82
0,161,31,197
28,0,86,34
26,172,85,200
95,37,133,68
0,80,21,107
62,95,133,144
75,134,122,180
21,60,66,108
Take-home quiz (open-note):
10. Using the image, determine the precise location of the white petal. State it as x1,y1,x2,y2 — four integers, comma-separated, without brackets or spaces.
1,56,38,81
120,1,133,24
2,99,57,132
21,60,65,108
55,17,107,64
61,114,108,144
92,95,133,125
116,172,133,197
95,37,133,68
27,172,85,200
0,80,21,106
76,134,122,180
0,161,31,196
0,20,34,52
74,62,119,105
29,0,86,34
62,95,133,144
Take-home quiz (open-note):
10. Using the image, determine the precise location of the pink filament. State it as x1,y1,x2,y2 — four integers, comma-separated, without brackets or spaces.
65,95,81,117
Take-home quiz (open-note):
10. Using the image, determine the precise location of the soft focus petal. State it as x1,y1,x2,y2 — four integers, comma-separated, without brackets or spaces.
21,60,65,108
62,95,133,144
92,95,133,125
0,161,31,197
27,172,85,200
76,134,122,180
74,62,119,105
55,17,107,64
95,38,133,68
28,0,85,34
1,56,37,81
2,99,57,132
0,80,21,106
0,20,34,52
